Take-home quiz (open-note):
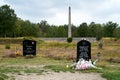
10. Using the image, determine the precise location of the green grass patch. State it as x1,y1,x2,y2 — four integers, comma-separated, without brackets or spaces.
24,68,45,74
44,65,75,73
0,67,22,73
100,66,120,80
0,67,45,74
102,72,120,80
0,73,9,80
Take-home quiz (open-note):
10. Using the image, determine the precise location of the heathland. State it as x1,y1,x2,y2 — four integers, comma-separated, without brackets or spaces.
0,38,120,80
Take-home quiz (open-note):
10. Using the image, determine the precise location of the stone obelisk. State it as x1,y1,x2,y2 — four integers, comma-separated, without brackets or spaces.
68,6,72,38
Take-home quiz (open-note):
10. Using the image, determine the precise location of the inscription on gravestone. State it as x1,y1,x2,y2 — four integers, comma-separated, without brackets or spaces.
23,40,36,56
77,40,91,62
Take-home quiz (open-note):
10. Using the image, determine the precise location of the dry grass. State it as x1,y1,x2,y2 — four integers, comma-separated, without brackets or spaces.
42,47,76,61
38,39,120,66
0,38,120,66
0,38,119,80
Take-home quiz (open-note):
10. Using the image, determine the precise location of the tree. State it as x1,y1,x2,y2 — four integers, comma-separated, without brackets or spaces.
46,25,58,37
38,20,50,37
56,25,67,37
113,27,120,39
95,24,103,41
20,20,39,37
14,18,23,37
88,22,103,40
72,24,78,37
103,21,118,37
89,22,97,37
0,5,17,37
78,22,88,37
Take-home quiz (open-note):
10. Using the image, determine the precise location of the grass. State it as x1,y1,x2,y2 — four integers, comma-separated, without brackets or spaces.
102,72,120,80
101,65,120,80
0,73,9,80
44,65,75,73
0,38,120,80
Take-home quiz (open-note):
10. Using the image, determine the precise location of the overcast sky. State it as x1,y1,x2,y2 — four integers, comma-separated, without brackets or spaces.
0,0,120,25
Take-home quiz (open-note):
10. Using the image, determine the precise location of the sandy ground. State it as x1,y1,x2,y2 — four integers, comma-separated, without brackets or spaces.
7,72,106,80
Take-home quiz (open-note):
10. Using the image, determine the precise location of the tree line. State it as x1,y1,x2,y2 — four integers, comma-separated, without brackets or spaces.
0,5,120,39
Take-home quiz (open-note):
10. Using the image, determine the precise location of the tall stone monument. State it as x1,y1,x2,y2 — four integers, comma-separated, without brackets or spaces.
68,6,72,38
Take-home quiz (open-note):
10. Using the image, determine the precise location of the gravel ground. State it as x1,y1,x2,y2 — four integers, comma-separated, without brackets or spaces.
8,72,106,80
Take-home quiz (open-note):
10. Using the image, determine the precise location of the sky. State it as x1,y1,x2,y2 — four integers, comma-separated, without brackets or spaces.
0,0,120,25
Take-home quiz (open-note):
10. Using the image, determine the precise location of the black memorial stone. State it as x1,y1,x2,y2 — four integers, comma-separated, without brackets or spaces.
77,40,91,62
23,40,36,56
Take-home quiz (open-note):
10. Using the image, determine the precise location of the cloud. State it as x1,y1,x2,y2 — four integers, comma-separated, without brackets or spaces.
0,0,6,6
1,0,120,25
3,0,54,21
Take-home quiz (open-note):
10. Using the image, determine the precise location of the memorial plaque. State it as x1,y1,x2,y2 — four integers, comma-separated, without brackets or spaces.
23,40,36,56
77,40,91,62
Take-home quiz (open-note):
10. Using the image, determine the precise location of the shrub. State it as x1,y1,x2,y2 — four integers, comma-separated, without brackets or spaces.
67,37,72,43
5,44,10,49
98,42,103,49
96,36,102,41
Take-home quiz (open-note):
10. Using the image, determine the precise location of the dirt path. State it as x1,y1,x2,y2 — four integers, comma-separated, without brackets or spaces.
8,72,106,80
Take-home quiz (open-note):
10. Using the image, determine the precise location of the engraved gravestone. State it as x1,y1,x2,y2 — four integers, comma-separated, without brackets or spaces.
77,40,91,62
23,40,36,56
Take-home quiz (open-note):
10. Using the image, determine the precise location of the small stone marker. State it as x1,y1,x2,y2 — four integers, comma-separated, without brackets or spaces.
23,40,36,56
98,42,103,49
77,40,91,62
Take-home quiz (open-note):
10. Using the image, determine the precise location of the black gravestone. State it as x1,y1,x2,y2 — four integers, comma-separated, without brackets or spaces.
23,40,36,56
77,40,91,62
